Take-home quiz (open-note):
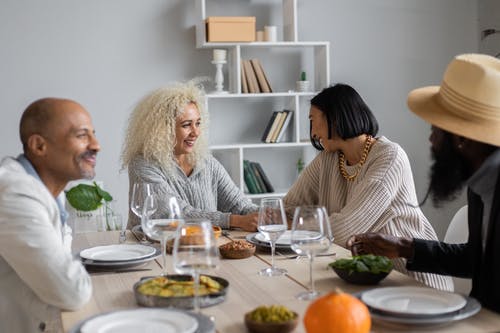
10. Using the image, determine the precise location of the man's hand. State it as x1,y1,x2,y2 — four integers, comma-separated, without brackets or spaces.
346,233,415,259
229,212,259,232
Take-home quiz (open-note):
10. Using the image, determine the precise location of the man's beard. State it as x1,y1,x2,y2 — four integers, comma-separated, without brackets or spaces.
428,133,473,206
77,150,97,180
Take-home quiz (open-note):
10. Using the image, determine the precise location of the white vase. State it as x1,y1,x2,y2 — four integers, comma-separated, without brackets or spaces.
296,80,310,92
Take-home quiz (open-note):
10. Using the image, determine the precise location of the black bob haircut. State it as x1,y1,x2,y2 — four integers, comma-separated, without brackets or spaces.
310,83,379,151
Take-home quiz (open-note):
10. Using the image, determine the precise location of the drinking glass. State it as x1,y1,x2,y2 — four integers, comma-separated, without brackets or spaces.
257,198,288,276
291,206,332,300
130,182,156,219
172,220,219,312
142,195,182,276
108,213,126,243
321,206,334,243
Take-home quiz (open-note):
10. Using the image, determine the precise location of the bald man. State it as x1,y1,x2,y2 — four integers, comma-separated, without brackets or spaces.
0,98,100,332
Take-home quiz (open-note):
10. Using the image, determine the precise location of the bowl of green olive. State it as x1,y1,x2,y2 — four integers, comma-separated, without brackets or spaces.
244,305,298,333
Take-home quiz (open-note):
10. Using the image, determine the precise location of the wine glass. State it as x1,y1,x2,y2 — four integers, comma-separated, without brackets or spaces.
291,206,332,300
130,182,156,220
172,220,219,312
257,197,288,276
321,206,334,243
142,195,182,276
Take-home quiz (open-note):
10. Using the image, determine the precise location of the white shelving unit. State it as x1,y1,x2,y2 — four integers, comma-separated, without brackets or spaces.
195,0,330,199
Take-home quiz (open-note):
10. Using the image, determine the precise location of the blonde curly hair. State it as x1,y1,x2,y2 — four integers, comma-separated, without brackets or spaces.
121,80,209,173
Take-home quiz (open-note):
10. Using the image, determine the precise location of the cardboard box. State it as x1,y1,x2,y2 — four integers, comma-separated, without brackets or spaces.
206,16,256,42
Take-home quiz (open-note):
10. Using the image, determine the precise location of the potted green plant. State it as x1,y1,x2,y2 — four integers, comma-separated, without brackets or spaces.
66,182,116,231
296,71,310,92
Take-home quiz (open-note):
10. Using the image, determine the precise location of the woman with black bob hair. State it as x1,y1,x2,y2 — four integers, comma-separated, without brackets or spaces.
309,83,379,150
284,83,453,291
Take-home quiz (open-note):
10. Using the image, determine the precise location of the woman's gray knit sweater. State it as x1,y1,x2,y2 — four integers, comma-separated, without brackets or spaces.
127,155,257,229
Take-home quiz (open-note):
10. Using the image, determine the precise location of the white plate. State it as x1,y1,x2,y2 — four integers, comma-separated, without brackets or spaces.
359,294,481,327
254,230,317,245
80,244,156,262
361,287,467,316
80,308,198,333
80,247,160,269
245,233,291,250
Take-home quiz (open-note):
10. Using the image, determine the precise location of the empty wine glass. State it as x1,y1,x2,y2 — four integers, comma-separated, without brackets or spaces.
257,197,287,276
291,206,332,300
130,182,156,220
320,206,334,243
142,195,182,276
172,220,219,312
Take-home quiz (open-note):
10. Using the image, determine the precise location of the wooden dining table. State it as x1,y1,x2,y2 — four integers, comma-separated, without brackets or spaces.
62,230,500,333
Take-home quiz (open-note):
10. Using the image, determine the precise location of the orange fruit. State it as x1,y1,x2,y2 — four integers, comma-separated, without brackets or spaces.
304,290,371,333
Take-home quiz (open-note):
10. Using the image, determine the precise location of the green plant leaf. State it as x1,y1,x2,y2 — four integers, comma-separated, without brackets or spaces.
66,183,113,212
94,181,113,202
66,184,102,211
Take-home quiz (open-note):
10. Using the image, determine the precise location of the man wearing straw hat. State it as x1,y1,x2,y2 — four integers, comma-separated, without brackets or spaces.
347,54,500,313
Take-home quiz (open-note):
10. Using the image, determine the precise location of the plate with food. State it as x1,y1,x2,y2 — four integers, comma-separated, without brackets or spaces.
134,274,229,309
132,225,222,244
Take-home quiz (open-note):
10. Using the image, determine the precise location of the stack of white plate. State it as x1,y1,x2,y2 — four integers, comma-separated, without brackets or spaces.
79,244,160,269
358,286,481,327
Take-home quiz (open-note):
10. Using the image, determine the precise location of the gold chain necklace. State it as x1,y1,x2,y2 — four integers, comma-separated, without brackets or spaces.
338,135,373,181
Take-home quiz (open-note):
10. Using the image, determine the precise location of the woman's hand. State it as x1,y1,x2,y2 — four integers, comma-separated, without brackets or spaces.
346,233,415,259
229,213,259,232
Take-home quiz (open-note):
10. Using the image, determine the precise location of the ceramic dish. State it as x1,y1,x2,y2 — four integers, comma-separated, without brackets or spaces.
80,247,161,269
79,308,198,333
80,244,156,262
69,308,216,333
245,232,292,251
219,240,256,259
132,225,222,244
354,291,481,327
134,274,229,309
361,286,467,316
244,311,298,333
331,265,391,285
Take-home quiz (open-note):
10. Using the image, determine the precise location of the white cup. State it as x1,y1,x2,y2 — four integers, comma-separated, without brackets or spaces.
264,26,277,42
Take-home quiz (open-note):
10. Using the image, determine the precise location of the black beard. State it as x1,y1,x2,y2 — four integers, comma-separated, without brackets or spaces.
428,133,473,206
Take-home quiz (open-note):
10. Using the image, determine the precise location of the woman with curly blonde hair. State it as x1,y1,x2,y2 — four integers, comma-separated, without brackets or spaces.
122,80,258,230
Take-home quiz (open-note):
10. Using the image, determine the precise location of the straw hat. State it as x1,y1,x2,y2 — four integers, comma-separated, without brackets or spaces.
407,53,500,146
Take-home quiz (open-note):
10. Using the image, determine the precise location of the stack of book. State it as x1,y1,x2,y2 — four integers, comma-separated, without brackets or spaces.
261,110,293,143
241,58,273,93
243,160,274,194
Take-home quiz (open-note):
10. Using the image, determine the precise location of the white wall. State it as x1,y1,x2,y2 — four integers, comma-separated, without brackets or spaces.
0,0,478,238
479,0,500,57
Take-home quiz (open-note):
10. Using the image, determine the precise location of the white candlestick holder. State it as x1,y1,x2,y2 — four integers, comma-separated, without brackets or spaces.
211,60,228,94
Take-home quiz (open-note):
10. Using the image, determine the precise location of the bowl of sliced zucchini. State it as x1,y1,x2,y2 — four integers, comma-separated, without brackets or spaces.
134,274,229,308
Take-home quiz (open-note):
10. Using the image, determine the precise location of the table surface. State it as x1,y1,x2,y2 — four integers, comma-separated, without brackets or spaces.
62,230,500,333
